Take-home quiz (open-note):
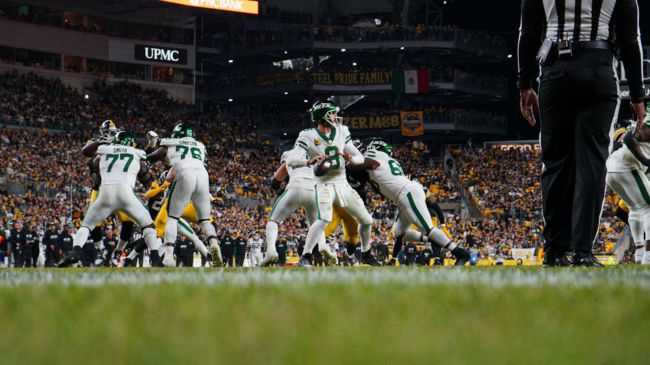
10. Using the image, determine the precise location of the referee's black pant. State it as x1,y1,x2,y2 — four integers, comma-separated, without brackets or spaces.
539,49,620,254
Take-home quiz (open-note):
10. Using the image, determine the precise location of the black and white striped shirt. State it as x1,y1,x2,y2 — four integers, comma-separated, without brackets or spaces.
518,0,644,103
545,0,623,42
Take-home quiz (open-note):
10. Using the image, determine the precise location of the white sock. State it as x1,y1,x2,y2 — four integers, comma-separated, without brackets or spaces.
163,217,179,245
635,245,645,264
265,221,278,255
403,229,423,242
359,223,371,252
94,239,105,251
317,232,327,251
304,220,329,255
643,250,650,265
143,227,160,252
73,227,90,249
428,228,455,250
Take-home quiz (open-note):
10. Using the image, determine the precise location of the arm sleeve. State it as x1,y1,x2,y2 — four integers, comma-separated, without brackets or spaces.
517,0,546,90
286,147,309,168
344,140,364,165
613,0,645,103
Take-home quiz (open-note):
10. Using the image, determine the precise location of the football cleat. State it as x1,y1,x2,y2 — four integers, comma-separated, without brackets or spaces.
452,247,470,266
360,251,381,266
296,255,313,268
260,252,278,267
149,250,164,267
209,244,223,267
110,250,122,267
123,257,136,267
94,249,108,267
345,251,360,267
57,247,82,268
320,249,337,266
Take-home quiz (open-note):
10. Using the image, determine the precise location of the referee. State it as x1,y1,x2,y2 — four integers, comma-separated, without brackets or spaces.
518,0,645,266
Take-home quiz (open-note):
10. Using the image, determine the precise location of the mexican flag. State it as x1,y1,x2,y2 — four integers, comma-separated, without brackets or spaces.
393,70,430,94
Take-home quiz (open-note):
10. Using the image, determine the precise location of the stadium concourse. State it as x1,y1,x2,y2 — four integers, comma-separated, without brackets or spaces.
0,71,627,267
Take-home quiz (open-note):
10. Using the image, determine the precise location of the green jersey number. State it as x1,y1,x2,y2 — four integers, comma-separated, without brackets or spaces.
105,153,134,173
388,159,404,176
324,146,341,170
176,146,202,161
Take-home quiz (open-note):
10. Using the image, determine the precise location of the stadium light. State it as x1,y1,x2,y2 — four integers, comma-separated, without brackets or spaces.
341,48,346,53
284,51,288,55
228,98,234,102
284,92,289,95
352,62,357,66
400,46,405,50
84,94,89,100
507,54,513,59
304,99,309,103
228,59,234,64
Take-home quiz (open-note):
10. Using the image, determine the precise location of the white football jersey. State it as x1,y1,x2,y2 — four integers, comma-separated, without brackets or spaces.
96,144,146,188
294,125,352,183
364,149,412,202
284,150,315,189
249,238,263,252
607,140,650,173
160,137,207,177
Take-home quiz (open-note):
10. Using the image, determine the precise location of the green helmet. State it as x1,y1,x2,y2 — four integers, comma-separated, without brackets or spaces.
171,123,193,138
112,131,134,147
366,139,393,156
310,101,342,127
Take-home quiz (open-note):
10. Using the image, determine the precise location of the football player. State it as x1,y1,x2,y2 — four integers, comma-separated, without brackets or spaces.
324,139,370,266
117,169,213,267
82,120,136,266
261,151,334,266
348,139,470,266
146,124,223,267
285,101,376,267
58,131,163,267
606,116,650,265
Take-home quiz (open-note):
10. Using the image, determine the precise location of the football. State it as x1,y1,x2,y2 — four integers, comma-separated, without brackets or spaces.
313,158,333,177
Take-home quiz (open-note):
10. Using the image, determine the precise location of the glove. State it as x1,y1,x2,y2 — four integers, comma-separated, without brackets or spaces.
146,131,159,149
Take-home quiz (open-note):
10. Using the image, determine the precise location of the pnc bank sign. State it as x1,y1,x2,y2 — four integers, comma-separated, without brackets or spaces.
134,44,188,65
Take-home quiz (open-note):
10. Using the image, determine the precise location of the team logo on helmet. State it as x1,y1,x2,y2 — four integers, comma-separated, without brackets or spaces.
100,119,119,140
310,101,342,127
366,139,393,156
112,131,134,147
171,123,193,138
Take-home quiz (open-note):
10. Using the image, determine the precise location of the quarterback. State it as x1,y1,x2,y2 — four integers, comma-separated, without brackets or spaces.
285,101,377,267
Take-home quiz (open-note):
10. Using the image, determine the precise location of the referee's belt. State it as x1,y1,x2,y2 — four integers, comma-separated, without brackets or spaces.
555,40,612,59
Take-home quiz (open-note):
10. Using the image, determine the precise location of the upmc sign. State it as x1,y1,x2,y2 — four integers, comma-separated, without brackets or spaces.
134,44,188,65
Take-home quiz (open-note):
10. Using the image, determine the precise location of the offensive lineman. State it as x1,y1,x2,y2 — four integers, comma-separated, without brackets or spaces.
285,101,376,267
261,151,335,266
606,117,650,265
146,124,223,266
348,139,470,265
58,131,163,266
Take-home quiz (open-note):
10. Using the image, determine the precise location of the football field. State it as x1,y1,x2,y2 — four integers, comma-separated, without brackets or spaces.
0,267,648,365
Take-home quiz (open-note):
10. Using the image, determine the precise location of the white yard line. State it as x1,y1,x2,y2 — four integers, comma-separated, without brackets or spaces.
1,268,650,289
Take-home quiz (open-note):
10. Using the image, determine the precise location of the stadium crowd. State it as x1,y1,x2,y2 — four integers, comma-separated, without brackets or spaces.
0,70,625,267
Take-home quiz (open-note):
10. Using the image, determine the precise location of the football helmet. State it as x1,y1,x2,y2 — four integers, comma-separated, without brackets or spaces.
310,101,342,127
171,123,193,138
352,139,364,154
99,120,119,140
366,139,393,157
112,131,134,147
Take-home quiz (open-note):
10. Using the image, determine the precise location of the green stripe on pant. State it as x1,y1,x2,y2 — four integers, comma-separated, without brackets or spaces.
407,192,431,234
631,170,650,204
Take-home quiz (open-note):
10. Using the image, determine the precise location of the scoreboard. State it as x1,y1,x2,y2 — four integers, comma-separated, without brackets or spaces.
160,0,258,15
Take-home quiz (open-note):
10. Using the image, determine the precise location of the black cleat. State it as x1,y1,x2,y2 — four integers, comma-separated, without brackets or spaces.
57,247,82,267
387,257,398,266
571,251,604,267
360,251,381,266
451,247,470,266
149,250,164,267
123,257,136,267
543,249,571,267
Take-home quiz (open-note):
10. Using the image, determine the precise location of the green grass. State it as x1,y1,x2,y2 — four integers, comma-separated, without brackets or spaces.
0,267,649,365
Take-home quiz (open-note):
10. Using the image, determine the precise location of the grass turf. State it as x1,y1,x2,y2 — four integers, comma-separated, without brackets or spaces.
0,267,648,365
